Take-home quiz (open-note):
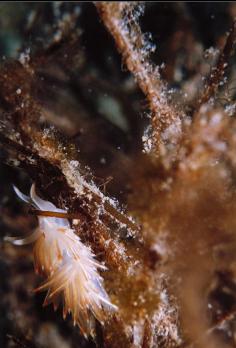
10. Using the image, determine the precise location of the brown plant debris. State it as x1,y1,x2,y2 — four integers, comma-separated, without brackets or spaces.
96,2,183,161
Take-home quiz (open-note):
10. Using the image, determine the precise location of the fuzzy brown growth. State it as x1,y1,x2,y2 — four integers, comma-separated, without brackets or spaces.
196,20,236,108
96,2,183,158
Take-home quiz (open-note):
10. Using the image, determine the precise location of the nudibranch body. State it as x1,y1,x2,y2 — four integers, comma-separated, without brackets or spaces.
6,184,117,337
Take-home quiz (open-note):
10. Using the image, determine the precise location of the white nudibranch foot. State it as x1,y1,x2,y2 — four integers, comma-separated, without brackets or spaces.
5,183,117,337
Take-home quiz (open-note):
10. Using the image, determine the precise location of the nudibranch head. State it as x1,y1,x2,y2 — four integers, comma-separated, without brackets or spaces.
5,183,117,336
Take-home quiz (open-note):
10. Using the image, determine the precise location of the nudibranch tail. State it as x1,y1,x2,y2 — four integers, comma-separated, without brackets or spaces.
5,183,117,337
35,256,117,333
